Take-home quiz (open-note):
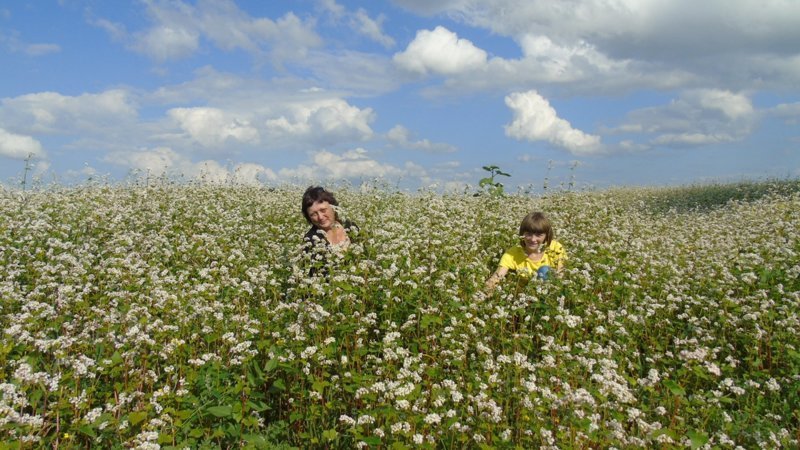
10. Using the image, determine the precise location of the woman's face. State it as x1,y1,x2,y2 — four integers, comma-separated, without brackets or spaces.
307,201,335,230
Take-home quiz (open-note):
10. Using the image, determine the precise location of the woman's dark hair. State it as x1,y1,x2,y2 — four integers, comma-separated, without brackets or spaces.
301,186,339,223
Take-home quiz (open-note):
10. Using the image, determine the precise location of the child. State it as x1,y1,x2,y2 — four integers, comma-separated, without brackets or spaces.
485,211,566,292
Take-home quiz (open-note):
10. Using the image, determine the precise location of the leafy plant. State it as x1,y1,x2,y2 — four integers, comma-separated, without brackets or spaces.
478,164,510,196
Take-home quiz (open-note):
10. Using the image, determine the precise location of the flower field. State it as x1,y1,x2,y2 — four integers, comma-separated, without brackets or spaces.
1,180,799,449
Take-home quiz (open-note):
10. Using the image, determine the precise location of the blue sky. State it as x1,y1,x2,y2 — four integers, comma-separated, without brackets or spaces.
1,0,798,191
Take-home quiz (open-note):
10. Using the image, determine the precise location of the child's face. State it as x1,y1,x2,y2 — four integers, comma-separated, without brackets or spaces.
522,231,547,251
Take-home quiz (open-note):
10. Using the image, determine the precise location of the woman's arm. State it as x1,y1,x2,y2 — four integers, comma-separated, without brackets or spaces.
485,266,509,292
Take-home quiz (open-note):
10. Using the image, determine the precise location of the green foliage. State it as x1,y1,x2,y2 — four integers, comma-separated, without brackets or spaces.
638,178,800,213
0,180,798,448
478,165,511,197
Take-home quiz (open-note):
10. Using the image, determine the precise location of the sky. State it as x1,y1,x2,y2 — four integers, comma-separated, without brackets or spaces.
1,0,799,191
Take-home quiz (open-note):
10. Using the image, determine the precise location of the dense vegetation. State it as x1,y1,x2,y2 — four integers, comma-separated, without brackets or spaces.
1,180,798,449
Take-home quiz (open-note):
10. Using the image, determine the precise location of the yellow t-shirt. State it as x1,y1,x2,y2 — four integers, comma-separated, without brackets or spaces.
499,240,566,278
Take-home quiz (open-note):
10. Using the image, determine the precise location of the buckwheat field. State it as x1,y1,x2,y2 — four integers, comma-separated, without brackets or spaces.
1,180,798,449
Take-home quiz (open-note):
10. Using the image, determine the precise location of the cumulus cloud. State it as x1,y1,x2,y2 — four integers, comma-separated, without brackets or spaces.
279,148,404,181
693,89,754,120
0,128,45,159
387,125,456,153
394,26,487,75
391,0,800,93
105,147,276,184
504,90,602,155
618,89,758,148
108,146,417,185
169,107,260,147
0,89,138,134
265,99,375,144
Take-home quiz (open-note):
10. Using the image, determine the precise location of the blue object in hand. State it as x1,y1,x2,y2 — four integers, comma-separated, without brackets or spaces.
537,265,551,280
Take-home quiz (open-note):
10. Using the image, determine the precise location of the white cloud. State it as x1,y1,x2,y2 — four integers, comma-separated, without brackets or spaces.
0,89,137,134
279,148,404,181
134,25,199,61
0,32,61,56
318,0,346,17
146,64,396,138
651,132,735,146
116,0,321,63
168,107,260,147
387,125,456,152
108,147,182,176
770,102,800,124
504,90,602,155
23,43,61,56
618,89,758,148
317,1,394,47
232,162,278,184
352,8,395,48
0,128,45,159
105,147,276,184
108,146,414,185
90,18,128,42
693,89,754,120
391,0,800,93
395,0,800,60
517,34,627,81
394,26,487,75
265,99,375,144
301,50,402,95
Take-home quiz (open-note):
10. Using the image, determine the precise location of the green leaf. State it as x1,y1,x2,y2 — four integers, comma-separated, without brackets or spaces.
243,434,269,446
312,380,330,392
129,410,148,426
421,314,442,329
663,379,686,397
78,425,97,438
652,428,679,440
322,429,338,441
265,358,278,372
206,405,233,418
270,378,286,392
361,436,382,445
687,430,709,449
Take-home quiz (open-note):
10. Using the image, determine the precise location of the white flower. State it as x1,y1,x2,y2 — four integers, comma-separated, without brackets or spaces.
424,413,441,425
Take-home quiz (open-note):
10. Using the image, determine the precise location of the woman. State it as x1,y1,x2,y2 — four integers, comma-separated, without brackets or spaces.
301,186,357,275
485,211,566,292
